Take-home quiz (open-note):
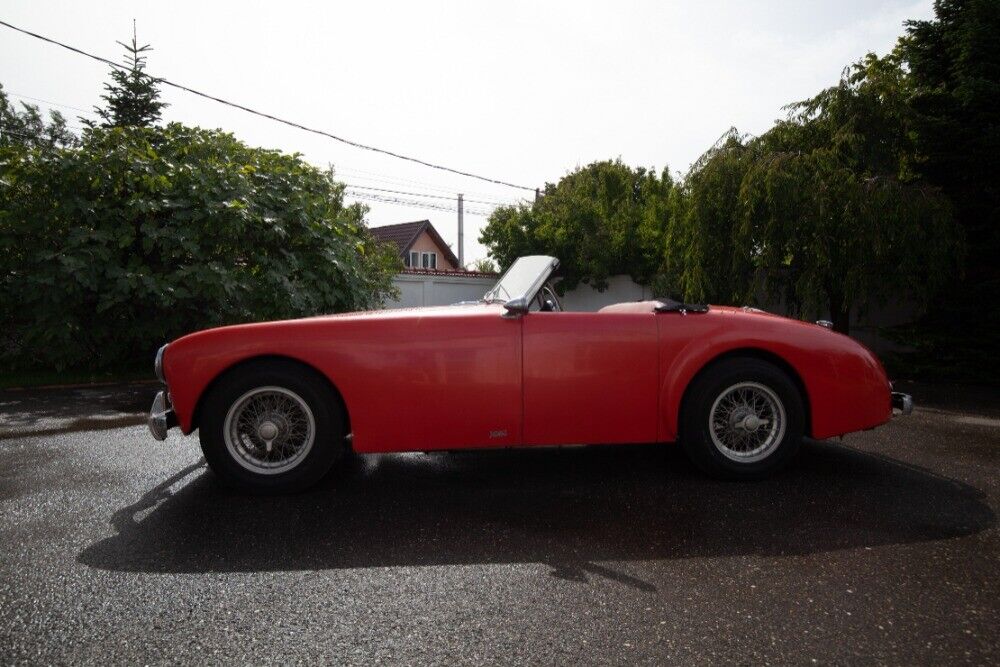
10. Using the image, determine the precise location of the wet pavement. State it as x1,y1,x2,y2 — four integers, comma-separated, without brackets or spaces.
0,381,997,664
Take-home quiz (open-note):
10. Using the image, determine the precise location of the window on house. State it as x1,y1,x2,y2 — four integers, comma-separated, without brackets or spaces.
408,251,419,268
421,252,437,269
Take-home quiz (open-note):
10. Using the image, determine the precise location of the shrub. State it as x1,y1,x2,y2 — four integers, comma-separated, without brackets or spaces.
0,123,399,372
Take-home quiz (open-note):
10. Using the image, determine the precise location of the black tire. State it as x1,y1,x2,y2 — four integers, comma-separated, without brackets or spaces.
680,357,804,480
199,359,345,493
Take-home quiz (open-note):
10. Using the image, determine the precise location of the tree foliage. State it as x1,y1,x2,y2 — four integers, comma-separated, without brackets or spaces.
738,151,956,333
0,124,399,372
736,54,960,334
902,0,1000,221
892,0,1000,379
481,52,962,337
663,131,756,304
468,257,498,273
481,160,676,291
90,27,168,128
0,84,78,150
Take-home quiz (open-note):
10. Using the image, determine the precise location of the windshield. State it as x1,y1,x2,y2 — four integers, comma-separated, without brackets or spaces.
483,256,559,304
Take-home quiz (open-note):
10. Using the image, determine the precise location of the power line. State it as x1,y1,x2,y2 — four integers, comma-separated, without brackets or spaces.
5,90,97,116
334,165,525,201
346,189,495,214
4,92,517,209
343,183,517,207
7,93,523,203
0,18,535,192
345,190,496,217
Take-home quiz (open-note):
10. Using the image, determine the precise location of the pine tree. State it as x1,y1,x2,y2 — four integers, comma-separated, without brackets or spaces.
90,22,167,128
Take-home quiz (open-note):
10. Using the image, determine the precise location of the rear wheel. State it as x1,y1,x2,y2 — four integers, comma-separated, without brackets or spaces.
680,358,804,480
199,360,345,493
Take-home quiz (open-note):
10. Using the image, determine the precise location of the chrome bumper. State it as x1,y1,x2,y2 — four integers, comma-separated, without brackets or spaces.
148,390,178,441
891,392,914,416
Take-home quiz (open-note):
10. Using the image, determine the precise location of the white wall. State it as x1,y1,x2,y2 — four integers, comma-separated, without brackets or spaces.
559,275,654,312
386,272,916,356
558,275,918,356
386,273,496,308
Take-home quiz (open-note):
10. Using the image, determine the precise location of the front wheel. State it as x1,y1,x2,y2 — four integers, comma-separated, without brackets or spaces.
680,358,804,480
199,360,345,493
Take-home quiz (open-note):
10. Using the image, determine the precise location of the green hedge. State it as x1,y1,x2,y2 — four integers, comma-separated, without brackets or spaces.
0,123,400,372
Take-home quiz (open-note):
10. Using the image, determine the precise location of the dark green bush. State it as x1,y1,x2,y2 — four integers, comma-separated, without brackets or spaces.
0,123,399,372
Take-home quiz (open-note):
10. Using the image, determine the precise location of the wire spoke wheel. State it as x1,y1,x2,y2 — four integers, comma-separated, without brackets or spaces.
223,386,316,475
708,381,786,464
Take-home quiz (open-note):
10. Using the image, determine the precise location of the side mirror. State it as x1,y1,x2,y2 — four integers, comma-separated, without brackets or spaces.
502,296,530,318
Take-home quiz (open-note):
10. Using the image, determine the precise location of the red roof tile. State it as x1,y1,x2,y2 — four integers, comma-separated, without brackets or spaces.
399,268,498,278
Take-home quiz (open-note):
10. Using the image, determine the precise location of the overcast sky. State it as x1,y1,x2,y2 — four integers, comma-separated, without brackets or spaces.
1,0,933,264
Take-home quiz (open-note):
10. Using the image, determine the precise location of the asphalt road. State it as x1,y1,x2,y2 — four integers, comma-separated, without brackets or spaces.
0,381,997,665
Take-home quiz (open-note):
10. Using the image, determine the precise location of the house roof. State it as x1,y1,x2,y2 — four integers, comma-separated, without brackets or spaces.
369,220,461,269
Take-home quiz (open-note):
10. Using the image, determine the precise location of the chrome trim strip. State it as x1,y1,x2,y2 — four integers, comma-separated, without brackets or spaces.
154,344,167,384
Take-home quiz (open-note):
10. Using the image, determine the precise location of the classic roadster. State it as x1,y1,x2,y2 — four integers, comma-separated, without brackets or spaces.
149,255,912,492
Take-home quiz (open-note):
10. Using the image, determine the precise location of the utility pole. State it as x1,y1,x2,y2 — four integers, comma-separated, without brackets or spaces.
457,193,464,268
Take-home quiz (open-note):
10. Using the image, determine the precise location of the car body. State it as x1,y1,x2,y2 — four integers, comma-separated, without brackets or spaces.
149,255,912,491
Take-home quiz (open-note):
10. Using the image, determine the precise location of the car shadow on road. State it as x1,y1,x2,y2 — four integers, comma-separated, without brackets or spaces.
0,383,153,437
78,440,994,581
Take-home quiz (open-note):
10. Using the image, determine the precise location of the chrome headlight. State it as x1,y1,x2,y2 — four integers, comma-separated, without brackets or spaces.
154,344,167,383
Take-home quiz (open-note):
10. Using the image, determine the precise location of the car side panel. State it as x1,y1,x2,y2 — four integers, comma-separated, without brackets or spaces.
164,304,891,453
163,306,523,452
656,309,892,441
522,312,659,445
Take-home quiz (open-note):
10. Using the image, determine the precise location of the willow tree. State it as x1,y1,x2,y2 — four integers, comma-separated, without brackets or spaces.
665,130,757,304
738,150,955,333
736,54,960,334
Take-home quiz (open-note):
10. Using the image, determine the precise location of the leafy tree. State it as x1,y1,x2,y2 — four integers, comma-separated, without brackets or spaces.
894,0,1000,380
0,84,77,150
738,149,956,334
664,130,756,304
668,56,960,335
0,123,399,372
481,160,675,291
763,52,918,177
90,25,167,128
467,257,497,273
735,54,961,334
903,0,1000,222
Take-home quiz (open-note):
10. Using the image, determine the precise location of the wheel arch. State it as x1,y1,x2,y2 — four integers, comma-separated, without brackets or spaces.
676,347,812,440
190,354,351,440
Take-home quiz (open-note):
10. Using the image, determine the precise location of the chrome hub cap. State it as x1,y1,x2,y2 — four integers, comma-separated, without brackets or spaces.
709,381,786,463
223,386,315,475
258,421,279,442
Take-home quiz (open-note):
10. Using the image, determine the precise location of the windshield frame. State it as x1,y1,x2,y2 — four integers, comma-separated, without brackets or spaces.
482,256,560,307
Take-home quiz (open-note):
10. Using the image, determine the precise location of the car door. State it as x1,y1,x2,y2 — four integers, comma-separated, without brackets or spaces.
521,310,659,446
336,307,523,453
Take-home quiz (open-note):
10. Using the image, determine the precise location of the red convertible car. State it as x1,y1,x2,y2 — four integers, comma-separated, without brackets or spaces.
149,255,912,492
